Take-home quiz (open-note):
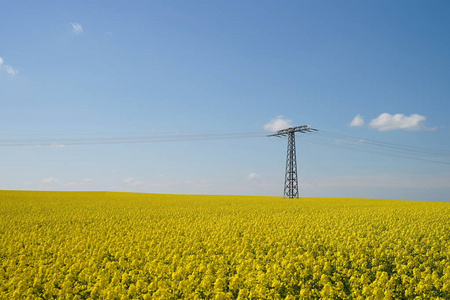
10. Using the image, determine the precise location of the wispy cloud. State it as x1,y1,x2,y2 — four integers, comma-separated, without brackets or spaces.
64,178,92,187
369,113,435,131
316,174,450,189
51,143,65,148
71,23,83,34
123,177,145,187
247,172,260,180
121,177,212,191
41,177,58,184
335,137,365,144
264,115,293,132
350,114,364,127
0,56,19,76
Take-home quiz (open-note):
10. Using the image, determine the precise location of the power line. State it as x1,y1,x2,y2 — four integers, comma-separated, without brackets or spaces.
1,128,449,166
0,130,267,147
299,131,450,166
318,130,450,157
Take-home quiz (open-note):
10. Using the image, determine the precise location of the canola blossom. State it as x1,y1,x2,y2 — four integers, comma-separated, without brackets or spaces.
0,191,449,299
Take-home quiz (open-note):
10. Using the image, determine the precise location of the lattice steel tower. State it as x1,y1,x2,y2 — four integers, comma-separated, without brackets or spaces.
268,126,317,198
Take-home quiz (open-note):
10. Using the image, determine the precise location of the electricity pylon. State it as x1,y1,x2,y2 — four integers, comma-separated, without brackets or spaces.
268,126,317,198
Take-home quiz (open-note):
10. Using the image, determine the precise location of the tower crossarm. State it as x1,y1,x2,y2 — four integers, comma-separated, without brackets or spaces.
267,125,317,137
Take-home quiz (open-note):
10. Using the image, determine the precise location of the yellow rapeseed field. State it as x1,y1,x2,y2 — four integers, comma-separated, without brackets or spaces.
0,191,449,299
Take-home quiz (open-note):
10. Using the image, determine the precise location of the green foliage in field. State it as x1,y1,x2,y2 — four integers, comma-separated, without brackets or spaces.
0,191,449,299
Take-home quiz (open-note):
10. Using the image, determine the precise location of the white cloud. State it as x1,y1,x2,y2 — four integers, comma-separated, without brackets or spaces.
350,114,364,127
0,56,19,76
120,177,214,191
369,113,434,131
41,177,58,184
316,174,450,189
264,115,293,132
247,172,260,180
51,143,65,148
4,65,19,75
335,138,366,144
123,177,134,184
123,177,145,187
71,23,83,34
64,178,92,187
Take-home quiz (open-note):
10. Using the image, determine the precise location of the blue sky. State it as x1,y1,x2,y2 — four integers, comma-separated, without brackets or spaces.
1,1,449,201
